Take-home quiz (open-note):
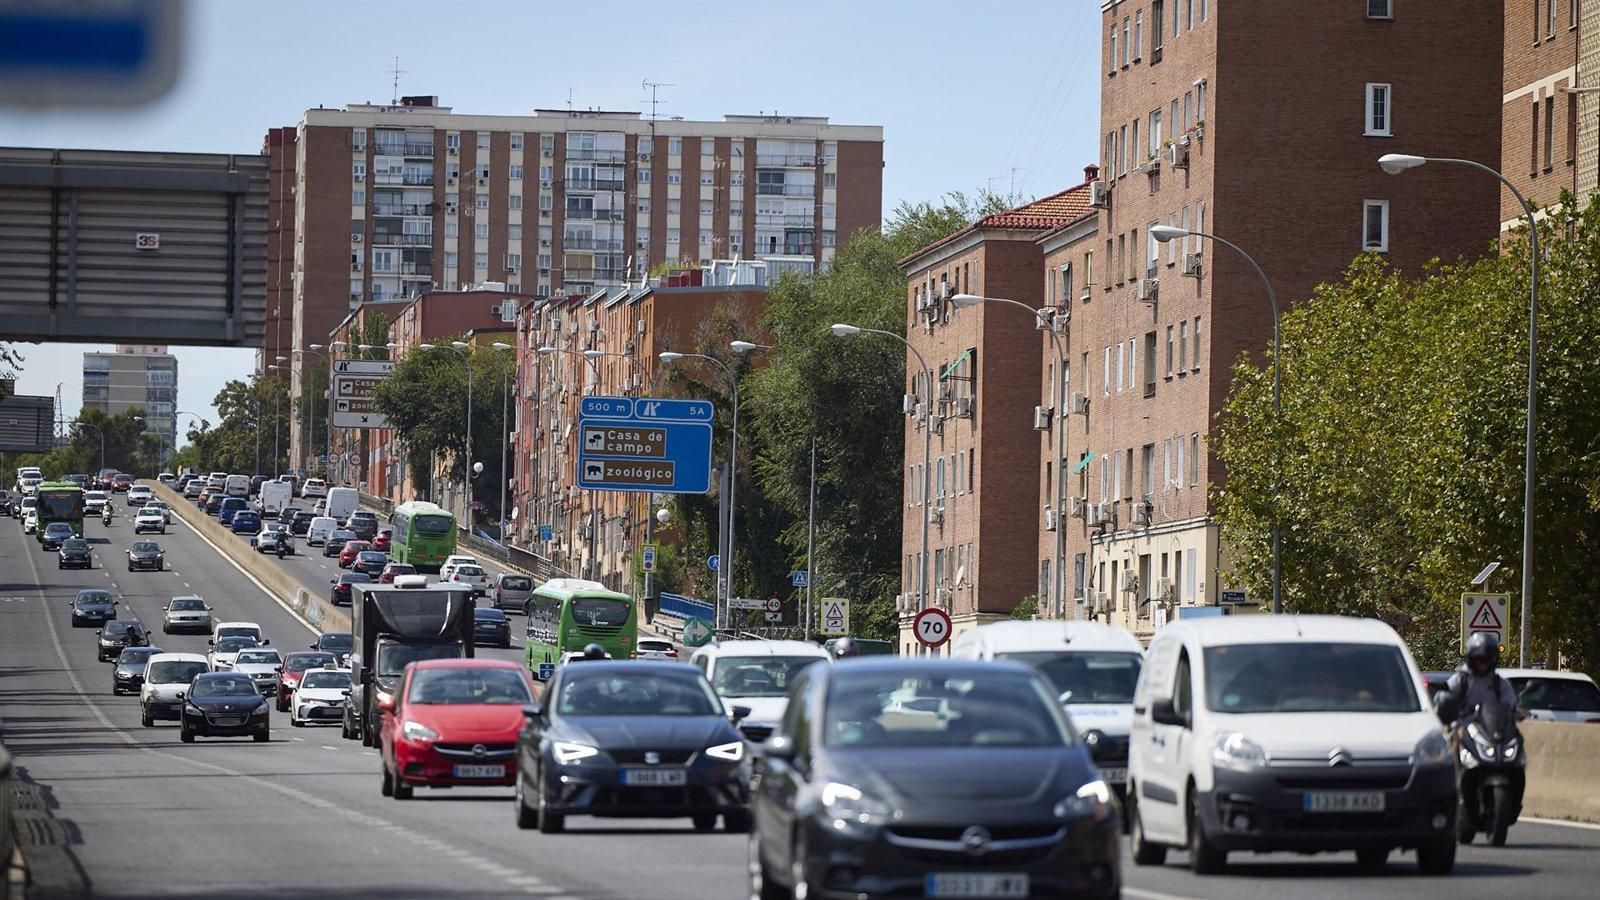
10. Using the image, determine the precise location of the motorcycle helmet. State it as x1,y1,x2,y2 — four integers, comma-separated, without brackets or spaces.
1465,631,1500,671
832,637,861,659
581,642,609,661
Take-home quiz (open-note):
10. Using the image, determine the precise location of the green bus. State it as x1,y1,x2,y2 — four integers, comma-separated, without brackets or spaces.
34,481,86,543
387,500,457,571
524,578,638,679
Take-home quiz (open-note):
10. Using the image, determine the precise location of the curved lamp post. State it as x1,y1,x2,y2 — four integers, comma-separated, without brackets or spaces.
659,349,742,625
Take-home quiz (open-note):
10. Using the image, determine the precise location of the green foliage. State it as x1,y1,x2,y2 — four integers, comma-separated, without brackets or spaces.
292,364,328,477
177,375,290,475
1012,595,1040,620
0,343,22,379
1,408,160,478
1214,194,1600,674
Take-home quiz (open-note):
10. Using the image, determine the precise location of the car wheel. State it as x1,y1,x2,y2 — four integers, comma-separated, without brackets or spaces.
393,776,413,800
127,564,133,572
341,711,355,740
141,707,153,727
381,766,394,797
254,728,269,743
788,829,813,900
290,716,303,727
1187,788,1226,875
1416,834,1456,875
515,773,538,830
1356,846,1389,868
692,813,718,832
1128,787,1167,866
179,725,194,743
537,781,564,834
277,697,288,713
748,831,788,900
724,809,752,834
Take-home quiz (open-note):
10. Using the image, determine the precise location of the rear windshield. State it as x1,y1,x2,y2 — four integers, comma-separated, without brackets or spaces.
712,656,823,698
193,675,258,697
413,514,453,535
318,633,353,653
215,627,258,639
1509,677,1600,713
1203,642,1420,714
285,653,336,673
407,668,531,705
569,597,630,627
994,651,1142,705
500,576,532,591
302,670,351,690
147,660,208,684
215,637,259,652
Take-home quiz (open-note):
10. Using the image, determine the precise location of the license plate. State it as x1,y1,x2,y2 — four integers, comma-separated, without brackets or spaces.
925,873,1030,898
1099,766,1127,784
622,768,687,786
1303,791,1385,813
452,764,506,778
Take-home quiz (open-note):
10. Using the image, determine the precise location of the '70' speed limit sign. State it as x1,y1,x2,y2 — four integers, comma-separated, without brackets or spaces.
913,607,953,648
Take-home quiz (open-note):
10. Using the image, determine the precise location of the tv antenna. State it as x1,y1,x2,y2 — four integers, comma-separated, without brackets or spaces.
388,57,408,105
642,79,674,121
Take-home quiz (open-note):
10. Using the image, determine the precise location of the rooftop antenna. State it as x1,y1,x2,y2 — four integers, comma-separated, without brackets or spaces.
641,78,674,122
388,57,408,105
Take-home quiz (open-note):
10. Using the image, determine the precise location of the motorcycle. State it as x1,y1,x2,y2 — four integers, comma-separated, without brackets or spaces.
1453,691,1525,846
102,507,114,526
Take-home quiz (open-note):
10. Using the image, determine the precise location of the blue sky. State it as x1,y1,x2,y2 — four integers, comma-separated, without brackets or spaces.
7,0,1100,445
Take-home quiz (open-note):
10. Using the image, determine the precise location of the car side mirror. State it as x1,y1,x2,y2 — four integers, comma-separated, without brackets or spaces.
262,639,270,646
1151,698,1189,728
730,705,752,724
376,695,395,713
175,692,184,700
310,644,318,650
341,688,352,697
763,735,796,761
207,639,215,646
522,701,543,721
1432,691,1460,727
94,630,102,636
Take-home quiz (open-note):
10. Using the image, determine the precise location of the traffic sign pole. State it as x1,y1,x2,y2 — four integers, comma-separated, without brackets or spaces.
913,607,953,649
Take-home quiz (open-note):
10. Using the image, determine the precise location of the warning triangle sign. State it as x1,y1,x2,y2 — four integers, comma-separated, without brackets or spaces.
1469,598,1504,630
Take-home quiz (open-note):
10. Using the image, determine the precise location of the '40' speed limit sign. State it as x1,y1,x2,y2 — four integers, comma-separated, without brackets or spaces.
913,607,953,648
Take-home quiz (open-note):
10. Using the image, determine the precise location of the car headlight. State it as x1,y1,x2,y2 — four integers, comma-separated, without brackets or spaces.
1414,730,1451,766
401,720,438,742
552,741,599,764
1212,732,1268,767
253,701,270,716
821,782,892,833
185,703,203,714
1055,779,1114,821
706,740,744,762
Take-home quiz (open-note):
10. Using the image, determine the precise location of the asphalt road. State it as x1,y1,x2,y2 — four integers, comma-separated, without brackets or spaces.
4,505,1600,899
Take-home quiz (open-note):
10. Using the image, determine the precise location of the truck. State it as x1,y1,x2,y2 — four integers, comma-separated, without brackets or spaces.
258,479,292,519
324,486,358,524
343,577,475,748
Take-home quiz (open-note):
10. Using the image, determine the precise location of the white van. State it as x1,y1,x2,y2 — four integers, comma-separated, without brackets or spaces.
306,516,338,545
258,480,292,518
323,486,357,522
224,474,250,498
688,640,830,742
1126,615,1457,875
952,620,1144,795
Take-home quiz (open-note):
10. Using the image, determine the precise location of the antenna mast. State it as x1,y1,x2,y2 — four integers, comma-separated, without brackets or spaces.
388,57,408,105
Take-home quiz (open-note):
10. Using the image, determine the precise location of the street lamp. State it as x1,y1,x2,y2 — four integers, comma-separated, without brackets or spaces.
76,416,142,477
1379,152,1541,664
314,342,348,483
292,347,330,477
658,349,742,625
420,342,474,522
829,322,935,614
951,293,1071,619
1150,223,1282,614
538,345,607,579
490,341,515,542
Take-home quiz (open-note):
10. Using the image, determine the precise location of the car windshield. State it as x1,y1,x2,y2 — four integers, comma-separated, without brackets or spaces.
569,597,629,627
1203,642,1421,714
386,565,415,574
131,542,160,552
286,654,337,673
358,552,386,562
62,539,89,551
104,622,138,637
824,669,1075,749
557,669,722,717
170,598,206,610
45,522,74,535
86,492,107,502
457,566,484,576
318,634,353,653
235,650,281,665
376,643,460,677
302,671,351,690
639,640,673,652
407,667,530,704
712,656,823,698
215,627,257,639
215,637,259,653
117,649,160,665
35,489,84,519
147,660,208,684
500,576,532,592
994,651,1143,705
192,675,258,697
1509,677,1600,713
340,574,372,584
77,591,111,605
414,514,453,535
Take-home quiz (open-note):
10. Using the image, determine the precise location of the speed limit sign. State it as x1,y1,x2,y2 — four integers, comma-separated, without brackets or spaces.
913,607,953,648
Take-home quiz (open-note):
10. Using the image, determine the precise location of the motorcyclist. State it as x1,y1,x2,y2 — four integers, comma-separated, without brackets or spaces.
102,504,114,525
1448,631,1527,845
832,637,861,659
1447,632,1525,726
580,643,609,661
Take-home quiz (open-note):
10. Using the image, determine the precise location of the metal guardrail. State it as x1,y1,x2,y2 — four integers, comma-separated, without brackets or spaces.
0,742,13,892
659,592,713,621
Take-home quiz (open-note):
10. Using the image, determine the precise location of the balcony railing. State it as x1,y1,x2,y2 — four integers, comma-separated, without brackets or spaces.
593,178,626,192
403,142,435,157
565,149,627,163
757,184,816,197
402,173,435,186
783,243,815,256
373,203,437,217
756,154,816,167
564,209,594,221
372,233,434,247
562,237,624,251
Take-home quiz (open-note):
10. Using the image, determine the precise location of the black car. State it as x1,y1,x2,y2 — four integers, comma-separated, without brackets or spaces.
353,550,389,577
330,572,371,606
126,540,165,572
312,631,353,664
473,607,512,649
278,506,304,529
748,659,1121,900
112,646,164,695
58,536,93,569
179,672,271,743
288,509,316,536
70,589,118,627
97,620,151,662
323,531,355,558
63,474,92,490
345,512,379,541
515,661,751,834
40,521,76,550
249,474,270,496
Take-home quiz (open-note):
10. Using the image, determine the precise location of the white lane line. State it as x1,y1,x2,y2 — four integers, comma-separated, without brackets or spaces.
171,512,320,636
1521,816,1600,832
362,750,377,757
320,745,340,751
290,737,307,742
1125,889,1204,900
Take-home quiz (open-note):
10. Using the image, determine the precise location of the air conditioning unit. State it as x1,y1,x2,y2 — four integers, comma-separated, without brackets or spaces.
930,505,945,527
448,147,459,156
1033,406,1052,430
352,234,363,244
915,294,930,312
540,238,550,247
1142,155,1161,176
541,180,553,189
1088,501,1112,526
588,320,598,333
636,319,647,335
350,262,362,272
1069,496,1088,519
1043,506,1057,532
1088,180,1110,209
1181,253,1202,277
447,176,458,186
1069,392,1090,415
1137,278,1159,304
936,588,951,607
1133,498,1154,526
1119,571,1139,595
445,203,458,215
1079,285,1093,301
542,148,552,157
938,383,954,403
540,210,550,218
506,266,519,274
1034,308,1053,331
914,401,927,422
902,393,917,415
639,152,652,162
1166,142,1190,170
954,397,973,418
939,281,954,301
354,173,364,182
928,413,944,434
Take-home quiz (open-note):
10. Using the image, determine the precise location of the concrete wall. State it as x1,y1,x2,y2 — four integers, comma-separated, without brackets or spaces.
1522,720,1600,823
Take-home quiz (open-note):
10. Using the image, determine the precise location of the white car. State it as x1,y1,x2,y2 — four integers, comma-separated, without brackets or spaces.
142,500,173,524
208,635,261,671
84,490,109,514
126,484,154,506
634,638,679,661
1501,668,1600,723
133,508,167,534
23,509,37,534
300,477,328,499
688,639,831,743
445,564,490,596
230,647,285,697
140,652,211,727
290,667,352,726
212,621,265,645
438,555,480,581
306,516,338,545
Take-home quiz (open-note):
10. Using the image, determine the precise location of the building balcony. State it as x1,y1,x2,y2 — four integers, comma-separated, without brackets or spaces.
373,203,437,217
403,142,435,157
566,149,627,163
372,233,433,247
562,237,623,251
593,178,626,192
783,243,814,256
756,154,816,167
402,173,435,186
756,184,816,197
400,263,434,276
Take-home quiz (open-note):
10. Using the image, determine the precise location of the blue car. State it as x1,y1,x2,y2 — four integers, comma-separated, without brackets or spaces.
230,510,262,534
218,497,249,525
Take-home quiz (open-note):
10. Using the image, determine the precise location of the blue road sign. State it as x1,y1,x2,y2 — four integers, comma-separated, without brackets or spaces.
539,524,553,542
633,398,716,423
791,570,809,588
641,544,657,573
578,398,713,494
708,554,720,572
0,0,182,108
537,662,556,681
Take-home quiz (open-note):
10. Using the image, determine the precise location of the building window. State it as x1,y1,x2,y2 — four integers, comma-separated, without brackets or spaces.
474,252,488,269
1548,0,1557,39
1365,83,1391,136
445,133,460,150
1543,95,1555,171
510,134,524,150
509,225,522,240
699,171,713,186
1083,251,1093,290
1366,0,1393,19
1131,118,1140,165
352,190,364,207
476,134,490,151
1109,21,1118,74
509,195,523,210
823,172,835,188
1122,17,1130,67
352,162,366,179
1363,199,1389,252
1178,321,1189,370
1134,11,1143,61
1143,331,1157,396
667,170,682,184
1149,108,1163,157
1103,346,1112,396
1118,124,1128,175
474,223,488,239
475,194,489,209
510,164,524,180
699,199,713,215
445,221,458,238
1152,1,1165,59
1531,98,1540,173
637,169,651,184
1142,444,1155,497
1166,325,1175,376
1190,433,1200,485
1192,316,1202,371
667,198,681,215
668,138,683,156
1195,78,1206,123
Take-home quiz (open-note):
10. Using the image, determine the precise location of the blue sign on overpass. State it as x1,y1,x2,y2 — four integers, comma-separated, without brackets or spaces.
0,0,182,107
577,396,713,494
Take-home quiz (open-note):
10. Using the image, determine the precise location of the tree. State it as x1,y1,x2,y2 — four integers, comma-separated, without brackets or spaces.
1214,194,1600,673
177,375,289,475
0,407,160,478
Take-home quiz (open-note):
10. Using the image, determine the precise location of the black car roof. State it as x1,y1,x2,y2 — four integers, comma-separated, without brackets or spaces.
816,657,1036,679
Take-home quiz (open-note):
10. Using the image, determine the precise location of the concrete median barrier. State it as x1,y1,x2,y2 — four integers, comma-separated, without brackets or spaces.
147,481,347,634
1522,721,1600,824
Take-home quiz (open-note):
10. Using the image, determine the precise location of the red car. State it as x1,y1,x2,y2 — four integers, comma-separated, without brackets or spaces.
196,488,212,509
111,473,133,492
277,650,339,712
372,529,393,552
337,540,372,569
379,562,417,584
379,658,534,800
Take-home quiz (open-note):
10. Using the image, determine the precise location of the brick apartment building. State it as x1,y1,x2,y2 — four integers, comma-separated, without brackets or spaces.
510,272,767,593
897,183,1095,653
81,344,179,465
268,97,882,471
1075,0,1502,635
1502,0,1599,227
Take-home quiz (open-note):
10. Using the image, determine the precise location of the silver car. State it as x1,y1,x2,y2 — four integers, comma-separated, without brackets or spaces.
162,596,214,634
493,572,534,612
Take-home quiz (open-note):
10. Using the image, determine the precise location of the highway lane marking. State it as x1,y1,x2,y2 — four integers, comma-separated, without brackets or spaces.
320,745,340,750
1522,816,1600,832
290,737,306,742
1125,889,1203,900
171,512,321,637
